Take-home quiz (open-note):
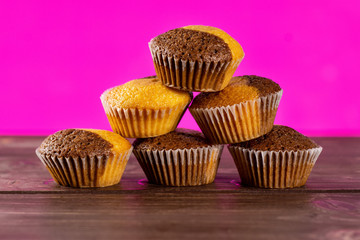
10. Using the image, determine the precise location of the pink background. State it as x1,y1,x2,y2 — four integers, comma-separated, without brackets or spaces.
1,0,359,136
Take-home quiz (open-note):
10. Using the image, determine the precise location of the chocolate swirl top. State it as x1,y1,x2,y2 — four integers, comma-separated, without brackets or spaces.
150,28,232,62
37,129,113,158
133,128,216,151
232,125,319,151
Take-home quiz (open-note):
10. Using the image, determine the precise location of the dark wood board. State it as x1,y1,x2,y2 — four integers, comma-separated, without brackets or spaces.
0,136,359,240
0,137,359,192
0,193,359,240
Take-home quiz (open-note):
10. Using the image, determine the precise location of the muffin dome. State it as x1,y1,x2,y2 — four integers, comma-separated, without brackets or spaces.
191,75,281,109
150,28,232,62
101,76,192,109
232,125,319,151
38,129,131,158
133,128,214,151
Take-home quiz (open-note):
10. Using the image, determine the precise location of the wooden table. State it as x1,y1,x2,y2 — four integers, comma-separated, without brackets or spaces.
0,136,359,240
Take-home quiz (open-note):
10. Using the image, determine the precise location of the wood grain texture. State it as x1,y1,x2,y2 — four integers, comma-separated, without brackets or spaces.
1,137,359,192
0,193,359,240
0,136,359,240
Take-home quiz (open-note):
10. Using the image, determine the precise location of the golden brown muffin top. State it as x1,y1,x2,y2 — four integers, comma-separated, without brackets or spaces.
101,76,192,109
150,27,232,62
190,75,281,109
133,128,216,151
231,125,319,151
37,129,131,158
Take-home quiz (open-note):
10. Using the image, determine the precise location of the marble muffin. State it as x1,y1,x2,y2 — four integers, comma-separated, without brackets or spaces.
190,75,283,144
132,128,223,186
36,129,133,188
149,25,244,92
101,76,192,138
228,125,323,188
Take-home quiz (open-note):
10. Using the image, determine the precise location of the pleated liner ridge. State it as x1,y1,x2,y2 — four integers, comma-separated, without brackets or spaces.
133,146,224,186
150,47,239,92
101,93,189,138
228,146,322,188
36,147,133,188
190,90,283,144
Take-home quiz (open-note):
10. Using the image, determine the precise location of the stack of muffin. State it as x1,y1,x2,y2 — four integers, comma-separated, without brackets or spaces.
36,25,322,189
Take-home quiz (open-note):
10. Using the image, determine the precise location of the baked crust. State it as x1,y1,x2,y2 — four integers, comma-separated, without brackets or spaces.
231,125,319,151
133,128,215,151
190,75,281,109
150,28,232,62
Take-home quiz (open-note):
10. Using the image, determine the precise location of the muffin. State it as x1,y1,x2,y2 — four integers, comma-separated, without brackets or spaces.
189,75,283,144
149,25,244,92
36,129,133,188
100,76,192,138
228,125,323,188
132,128,224,186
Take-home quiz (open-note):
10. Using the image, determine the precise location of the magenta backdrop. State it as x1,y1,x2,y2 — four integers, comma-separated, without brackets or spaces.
1,0,359,136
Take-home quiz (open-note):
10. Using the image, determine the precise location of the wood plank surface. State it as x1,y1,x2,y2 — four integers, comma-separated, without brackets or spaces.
0,136,359,240
0,137,359,192
0,193,359,240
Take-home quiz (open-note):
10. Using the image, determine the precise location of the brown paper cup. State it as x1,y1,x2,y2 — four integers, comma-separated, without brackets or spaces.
36,147,133,188
190,90,283,144
101,91,190,138
228,145,322,188
150,47,241,92
133,145,223,186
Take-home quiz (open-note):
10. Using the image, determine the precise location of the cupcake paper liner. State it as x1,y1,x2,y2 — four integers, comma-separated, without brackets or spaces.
36,147,133,188
228,145,323,188
190,90,283,144
150,47,241,92
101,92,189,138
133,145,224,186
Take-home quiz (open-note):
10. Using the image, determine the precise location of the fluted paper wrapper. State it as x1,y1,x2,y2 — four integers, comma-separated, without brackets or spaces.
150,47,241,92
101,93,189,138
133,146,223,186
190,90,283,144
36,147,133,188
228,146,322,188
